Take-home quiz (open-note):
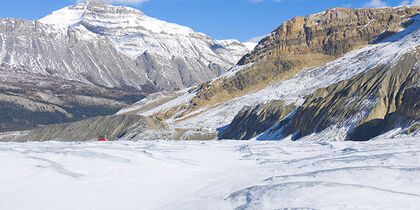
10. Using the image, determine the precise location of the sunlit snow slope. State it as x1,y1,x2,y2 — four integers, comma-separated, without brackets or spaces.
0,137,419,209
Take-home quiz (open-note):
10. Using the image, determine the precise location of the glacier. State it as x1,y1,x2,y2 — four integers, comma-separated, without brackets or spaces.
0,137,419,209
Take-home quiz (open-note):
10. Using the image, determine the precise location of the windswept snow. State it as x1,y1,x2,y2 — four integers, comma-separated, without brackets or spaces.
0,137,419,209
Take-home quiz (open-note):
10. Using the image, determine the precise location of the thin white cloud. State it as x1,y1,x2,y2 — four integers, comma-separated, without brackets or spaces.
363,0,388,8
109,0,149,3
246,34,268,43
410,0,420,5
399,0,410,5
78,0,149,5
398,0,420,6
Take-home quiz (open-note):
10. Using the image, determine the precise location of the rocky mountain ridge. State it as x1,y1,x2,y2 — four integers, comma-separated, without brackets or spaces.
180,6,420,117
2,6,420,141
39,2,250,90
258,47,419,141
116,6,420,141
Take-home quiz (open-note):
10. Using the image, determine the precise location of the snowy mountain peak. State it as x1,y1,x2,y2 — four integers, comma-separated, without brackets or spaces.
39,3,87,28
40,3,193,36
39,2,250,60
35,2,251,90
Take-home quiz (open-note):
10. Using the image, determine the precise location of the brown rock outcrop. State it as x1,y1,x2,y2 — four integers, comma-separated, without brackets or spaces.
239,7,420,65
162,6,420,121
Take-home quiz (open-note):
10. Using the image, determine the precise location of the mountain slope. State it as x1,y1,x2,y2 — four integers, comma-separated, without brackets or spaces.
12,114,170,142
0,63,148,131
3,6,419,141
0,2,250,131
237,13,420,141
117,6,420,141
134,6,420,123
0,18,153,91
39,2,250,90
263,47,419,141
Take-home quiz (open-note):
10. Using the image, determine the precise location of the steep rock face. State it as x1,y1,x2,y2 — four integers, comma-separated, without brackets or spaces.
160,7,420,120
39,2,250,90
221,100,295,140
0,16,152,131
278,49,419,141
375,86,420,136
238,7,420,65
394,87,420,120
9,114,169,142
0,18,154,91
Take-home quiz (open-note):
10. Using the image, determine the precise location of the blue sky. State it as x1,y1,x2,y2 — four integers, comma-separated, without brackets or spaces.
0,0,418,42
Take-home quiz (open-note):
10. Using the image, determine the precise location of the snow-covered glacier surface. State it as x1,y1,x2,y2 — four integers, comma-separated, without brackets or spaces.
1,137,419,209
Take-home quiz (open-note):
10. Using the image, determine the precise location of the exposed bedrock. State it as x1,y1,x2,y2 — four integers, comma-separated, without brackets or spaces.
277,49,420,141
158,7,420,120
221,100,295,140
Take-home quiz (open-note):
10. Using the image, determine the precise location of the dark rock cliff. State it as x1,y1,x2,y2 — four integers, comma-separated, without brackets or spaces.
221,100,295,140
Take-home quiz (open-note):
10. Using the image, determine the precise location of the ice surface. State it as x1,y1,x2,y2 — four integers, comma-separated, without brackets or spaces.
0,137,419,209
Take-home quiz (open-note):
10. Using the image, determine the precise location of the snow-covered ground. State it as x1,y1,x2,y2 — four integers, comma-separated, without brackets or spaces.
1,137,419,209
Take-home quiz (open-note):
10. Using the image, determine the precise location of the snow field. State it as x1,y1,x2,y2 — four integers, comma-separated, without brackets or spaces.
0,137,419,209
